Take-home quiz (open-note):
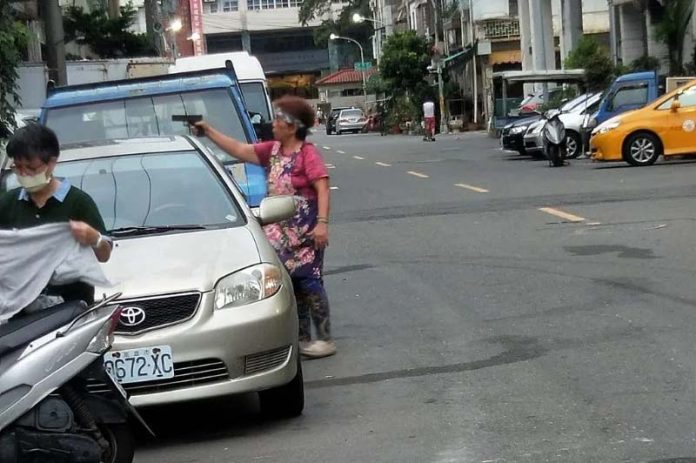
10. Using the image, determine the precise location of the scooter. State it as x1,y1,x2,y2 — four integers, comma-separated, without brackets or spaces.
542,109,568,167
0,293,152,463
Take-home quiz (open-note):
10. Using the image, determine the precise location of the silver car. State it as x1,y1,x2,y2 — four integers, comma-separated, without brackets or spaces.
2,136,304,416
523,92,603,158
335,108,367,134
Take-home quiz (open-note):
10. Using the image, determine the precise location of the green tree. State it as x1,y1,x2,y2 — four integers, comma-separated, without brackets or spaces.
380,31,431,98
564,36,616,91
654,0,694,75
629,55,661,72
63,2,157,58
0,0,28,137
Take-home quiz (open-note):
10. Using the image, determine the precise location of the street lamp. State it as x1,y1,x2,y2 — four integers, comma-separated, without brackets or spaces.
329,33,368,106
167,18,183,59
351,13,385,27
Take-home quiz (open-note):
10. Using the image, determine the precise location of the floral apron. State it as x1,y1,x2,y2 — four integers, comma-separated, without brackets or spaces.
262,142,322,279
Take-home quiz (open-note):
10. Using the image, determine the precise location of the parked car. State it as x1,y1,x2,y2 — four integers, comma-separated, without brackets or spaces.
39,68,268,207
0,135,304,416
502,92,598,155
523,92,603,158
591,78,696,166
326,106,356,135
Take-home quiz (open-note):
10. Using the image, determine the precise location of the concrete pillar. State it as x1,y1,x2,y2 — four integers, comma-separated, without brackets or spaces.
241,30,251,53
645,8,669,72
618,3,646,66
518,0,533,71
560,0,583,64
529,0,555,70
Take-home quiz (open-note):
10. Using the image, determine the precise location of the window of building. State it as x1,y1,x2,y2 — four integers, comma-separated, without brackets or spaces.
508,0,518,17
204,1,219,13
261,0,273,9
222,0,238,11
289,0,302,7
278,0,289,7
249,0,261,10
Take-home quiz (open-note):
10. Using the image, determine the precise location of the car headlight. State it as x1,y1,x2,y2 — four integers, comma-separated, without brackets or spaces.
510,125,528,134
215,263,283,309
593,120,621,135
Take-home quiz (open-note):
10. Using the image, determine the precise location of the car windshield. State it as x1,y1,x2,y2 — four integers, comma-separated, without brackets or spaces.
341,110,363,118
240,82,271,122
44,89,247,145
26,150,242,233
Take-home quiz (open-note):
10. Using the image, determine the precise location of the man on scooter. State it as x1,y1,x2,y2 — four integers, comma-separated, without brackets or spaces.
0,124,112,304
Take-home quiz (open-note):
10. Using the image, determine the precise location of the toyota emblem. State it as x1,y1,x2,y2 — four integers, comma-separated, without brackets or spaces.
120,307,147,327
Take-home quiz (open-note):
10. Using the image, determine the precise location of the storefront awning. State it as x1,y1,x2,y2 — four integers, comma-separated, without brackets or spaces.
443,41,477,70
488,49,522,65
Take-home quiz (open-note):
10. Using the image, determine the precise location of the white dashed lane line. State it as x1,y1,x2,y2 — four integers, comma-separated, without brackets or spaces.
407,171,429,178
353,156,365,160
538,207,586,223
322,146,332,150
337,150,346,154
330,186,339,190
375,162,392,167
455,183,489,193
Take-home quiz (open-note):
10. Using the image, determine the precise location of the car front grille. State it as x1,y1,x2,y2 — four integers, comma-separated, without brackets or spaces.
244,346,292,376
88,359,229,395
114,293,201,335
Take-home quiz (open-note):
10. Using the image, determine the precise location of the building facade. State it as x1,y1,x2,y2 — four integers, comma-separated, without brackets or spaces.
201,0,348,98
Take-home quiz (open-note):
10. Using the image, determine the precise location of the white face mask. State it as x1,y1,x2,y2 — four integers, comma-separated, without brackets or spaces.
17,170,51,193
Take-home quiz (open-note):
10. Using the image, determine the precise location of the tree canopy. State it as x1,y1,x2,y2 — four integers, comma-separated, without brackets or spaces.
0,0,28,136
63,2,156,58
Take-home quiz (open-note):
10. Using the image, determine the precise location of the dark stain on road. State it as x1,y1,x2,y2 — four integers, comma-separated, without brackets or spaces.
647,459,696,463
324,264,374,276
564,244,658,259
305,335,546,389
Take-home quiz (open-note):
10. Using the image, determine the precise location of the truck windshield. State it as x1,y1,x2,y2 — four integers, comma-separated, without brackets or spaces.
44,88,247,145
240,82,271,122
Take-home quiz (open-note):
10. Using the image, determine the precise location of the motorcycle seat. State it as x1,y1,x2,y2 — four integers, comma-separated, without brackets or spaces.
0,301,87,356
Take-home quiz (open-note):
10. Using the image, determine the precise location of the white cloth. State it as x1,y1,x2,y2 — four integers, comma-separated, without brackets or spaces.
423,101,436,118
0,223,113,322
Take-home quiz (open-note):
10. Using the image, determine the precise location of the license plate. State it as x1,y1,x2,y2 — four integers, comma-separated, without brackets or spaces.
104,345,174,385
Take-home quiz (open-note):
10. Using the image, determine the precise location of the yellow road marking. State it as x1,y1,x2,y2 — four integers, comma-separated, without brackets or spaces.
353,155,365,160
455,183,489,193
539,207,585,222
375,161,391,167
408,171,429,178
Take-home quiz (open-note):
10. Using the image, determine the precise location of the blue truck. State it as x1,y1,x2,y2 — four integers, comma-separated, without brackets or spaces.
39,67,267,207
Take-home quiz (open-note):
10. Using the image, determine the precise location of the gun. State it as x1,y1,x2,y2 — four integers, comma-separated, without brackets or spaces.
172,115,204,136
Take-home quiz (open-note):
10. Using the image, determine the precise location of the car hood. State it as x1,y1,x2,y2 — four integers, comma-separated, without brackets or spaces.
510,115,541,127
98,227,261,298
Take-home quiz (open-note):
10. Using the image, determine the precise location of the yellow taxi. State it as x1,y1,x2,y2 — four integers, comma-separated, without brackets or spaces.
591,79,696,166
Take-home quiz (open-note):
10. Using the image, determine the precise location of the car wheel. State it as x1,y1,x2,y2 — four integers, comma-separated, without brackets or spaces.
517,147,527,156
259,357,304,418
623,132,661,166
565,131,582,159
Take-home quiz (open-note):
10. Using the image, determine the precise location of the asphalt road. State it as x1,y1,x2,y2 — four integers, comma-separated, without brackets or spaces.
135,130,696,463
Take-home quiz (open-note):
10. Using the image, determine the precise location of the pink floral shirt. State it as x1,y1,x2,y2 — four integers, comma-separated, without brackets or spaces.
253,141,329,200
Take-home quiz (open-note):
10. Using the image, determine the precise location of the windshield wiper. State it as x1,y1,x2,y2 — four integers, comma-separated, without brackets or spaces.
109,225,208,237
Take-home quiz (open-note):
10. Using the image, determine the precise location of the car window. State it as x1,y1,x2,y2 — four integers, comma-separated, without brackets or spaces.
658,85,696,110
4,150,243,231
45,88,247,145
240,82,271,122
341,109,363,118
608,83,649,111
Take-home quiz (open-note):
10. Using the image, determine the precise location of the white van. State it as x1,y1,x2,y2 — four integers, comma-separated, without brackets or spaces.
170,52,273,130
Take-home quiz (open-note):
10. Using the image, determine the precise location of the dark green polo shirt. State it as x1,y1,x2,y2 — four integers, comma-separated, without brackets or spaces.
0,180,107,304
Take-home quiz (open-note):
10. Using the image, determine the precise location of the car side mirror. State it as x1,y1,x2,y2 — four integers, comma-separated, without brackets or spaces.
256,195,296,225
671,98,681,112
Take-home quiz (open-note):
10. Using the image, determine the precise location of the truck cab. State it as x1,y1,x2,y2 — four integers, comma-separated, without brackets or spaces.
592,71,660,126
39,69,267,207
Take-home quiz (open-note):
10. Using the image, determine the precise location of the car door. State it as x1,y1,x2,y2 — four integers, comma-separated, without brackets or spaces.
660,84,696,155
605,81,650,117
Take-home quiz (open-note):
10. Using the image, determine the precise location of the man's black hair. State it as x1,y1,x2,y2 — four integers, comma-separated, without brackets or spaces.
6,123,60,163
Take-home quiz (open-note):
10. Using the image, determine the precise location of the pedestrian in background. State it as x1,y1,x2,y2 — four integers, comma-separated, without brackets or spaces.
194,96,337,359
422,97,436,142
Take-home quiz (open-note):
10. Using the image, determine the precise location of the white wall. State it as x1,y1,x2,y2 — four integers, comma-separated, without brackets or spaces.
471,0,509,21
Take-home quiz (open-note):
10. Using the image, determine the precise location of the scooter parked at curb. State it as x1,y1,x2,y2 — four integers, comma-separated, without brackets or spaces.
542,109,568,167
0,293,153,463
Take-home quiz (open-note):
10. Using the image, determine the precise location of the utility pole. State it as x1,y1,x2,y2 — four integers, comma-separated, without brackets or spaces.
145,0,164,55
431,0,448,134
469,0,477,125
44,0,67,86
108,0,120,18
